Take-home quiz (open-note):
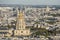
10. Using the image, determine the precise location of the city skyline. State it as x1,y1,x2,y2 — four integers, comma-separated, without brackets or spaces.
0,5,60,40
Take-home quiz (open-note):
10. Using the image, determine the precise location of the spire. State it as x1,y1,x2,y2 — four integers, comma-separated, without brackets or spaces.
46,6,50,12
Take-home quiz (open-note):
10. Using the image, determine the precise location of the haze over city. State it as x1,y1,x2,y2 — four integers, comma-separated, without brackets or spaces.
0,0,60,5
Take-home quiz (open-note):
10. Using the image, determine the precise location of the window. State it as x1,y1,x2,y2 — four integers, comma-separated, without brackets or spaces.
21,31,23,33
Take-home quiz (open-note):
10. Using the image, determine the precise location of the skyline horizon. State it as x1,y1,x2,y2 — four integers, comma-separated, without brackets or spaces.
0,4,60,5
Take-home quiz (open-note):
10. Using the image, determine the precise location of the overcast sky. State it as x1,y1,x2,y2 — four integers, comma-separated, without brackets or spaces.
0,0,60,5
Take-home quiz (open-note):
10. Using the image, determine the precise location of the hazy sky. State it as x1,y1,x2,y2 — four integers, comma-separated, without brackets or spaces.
0,0,60,5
